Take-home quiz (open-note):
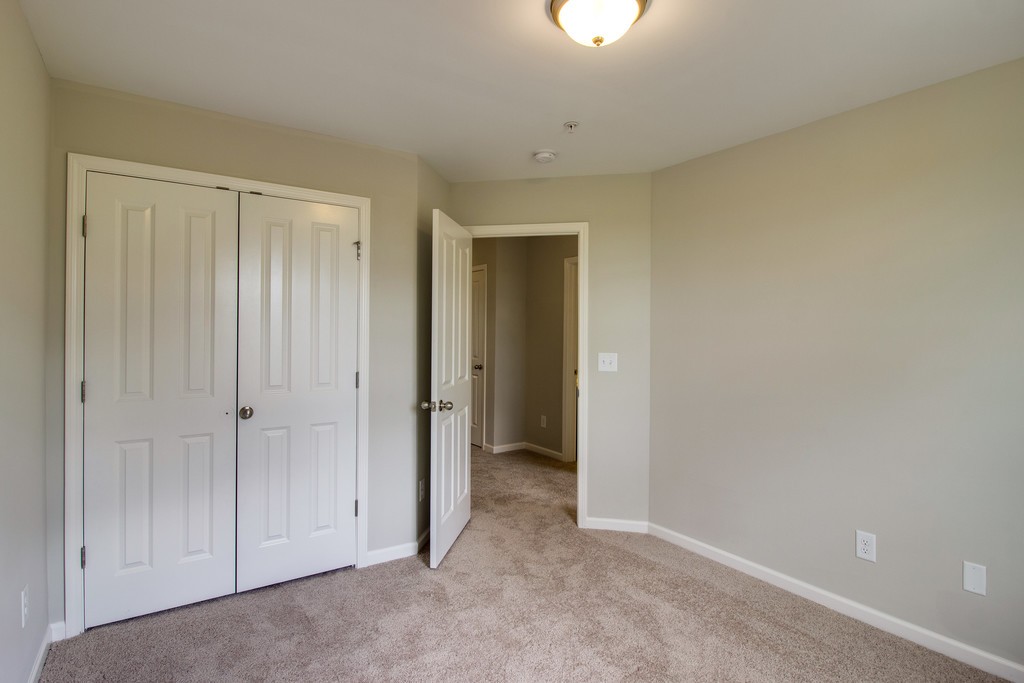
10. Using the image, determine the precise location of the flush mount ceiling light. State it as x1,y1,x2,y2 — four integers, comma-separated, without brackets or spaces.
550,0,648,48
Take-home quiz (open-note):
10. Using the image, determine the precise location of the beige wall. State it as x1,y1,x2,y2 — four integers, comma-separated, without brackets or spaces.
0,0,51,677
451,174,652,523
45,81,427,619
650,59,1024,663
416,160,451,536
490,239,529,446
524,236,578,454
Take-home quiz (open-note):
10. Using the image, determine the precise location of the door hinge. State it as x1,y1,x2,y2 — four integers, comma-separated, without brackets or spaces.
81,381,86,403
82,215,87,238
355,372,359,389
80,546,86,569
354,500,358,517
353,241,361,261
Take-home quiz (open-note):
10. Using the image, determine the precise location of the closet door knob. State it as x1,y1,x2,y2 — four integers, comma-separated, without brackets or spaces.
239,406,254,420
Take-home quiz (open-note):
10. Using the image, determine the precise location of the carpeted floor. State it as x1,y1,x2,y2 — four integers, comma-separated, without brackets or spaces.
42,447,998,682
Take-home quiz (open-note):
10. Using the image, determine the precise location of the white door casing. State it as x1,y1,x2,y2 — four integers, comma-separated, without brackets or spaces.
429,210,473,569
563,257,579,463
82,173,238,626
470,265,487,448
236,193,359,591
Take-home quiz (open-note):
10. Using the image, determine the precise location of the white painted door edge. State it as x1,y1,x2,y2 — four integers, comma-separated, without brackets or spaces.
63,154,371,638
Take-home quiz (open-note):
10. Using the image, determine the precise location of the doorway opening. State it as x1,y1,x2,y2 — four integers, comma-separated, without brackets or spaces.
424,212,590,568
464,222,589,530
470,236,578,465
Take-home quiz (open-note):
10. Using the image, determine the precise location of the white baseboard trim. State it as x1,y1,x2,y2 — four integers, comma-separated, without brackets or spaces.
523,442,569,461
49,622,66,642
648,523,1024,682
584,517,650,534
363,530,429,568
489,442,526,454
363,541,419,567
489,441,568,461
29,624,53,683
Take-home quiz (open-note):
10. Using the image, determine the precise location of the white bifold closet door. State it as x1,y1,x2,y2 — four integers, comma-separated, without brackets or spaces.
83,173,359,627
83,173,239,627
235,194,359,592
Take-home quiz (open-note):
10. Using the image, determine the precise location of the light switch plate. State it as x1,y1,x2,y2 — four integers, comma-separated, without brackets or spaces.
963,561,987,596
598,353,618,372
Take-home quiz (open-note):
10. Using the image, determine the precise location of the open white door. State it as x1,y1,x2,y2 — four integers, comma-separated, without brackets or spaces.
426,209,472,569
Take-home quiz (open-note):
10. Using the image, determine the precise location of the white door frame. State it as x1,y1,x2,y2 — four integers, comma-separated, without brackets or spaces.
63,154,372,637
465,223,589,526
470,264,487,448
562,256,579,463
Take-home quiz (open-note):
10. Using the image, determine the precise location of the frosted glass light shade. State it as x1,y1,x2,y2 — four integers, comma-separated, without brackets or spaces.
551,0,647,47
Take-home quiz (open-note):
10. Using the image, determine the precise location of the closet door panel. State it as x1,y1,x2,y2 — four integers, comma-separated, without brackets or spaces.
236,194,359,591
83,173,238,627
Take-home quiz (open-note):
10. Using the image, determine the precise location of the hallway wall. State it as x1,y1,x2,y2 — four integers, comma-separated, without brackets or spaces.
472,238,527,448
524,236,578,455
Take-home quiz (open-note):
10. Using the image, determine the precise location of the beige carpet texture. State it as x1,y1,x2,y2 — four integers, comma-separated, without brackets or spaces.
42,448,1000,682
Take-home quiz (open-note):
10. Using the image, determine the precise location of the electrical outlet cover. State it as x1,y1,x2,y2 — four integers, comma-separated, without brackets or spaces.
856,530,876,563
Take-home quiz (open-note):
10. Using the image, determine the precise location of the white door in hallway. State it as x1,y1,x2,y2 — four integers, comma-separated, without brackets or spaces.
470,266,486,448
428,209,472,569
83,173,238,627
235,194,359,591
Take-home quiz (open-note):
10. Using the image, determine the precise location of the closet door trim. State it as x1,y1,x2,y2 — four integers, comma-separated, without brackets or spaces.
63,154,371,638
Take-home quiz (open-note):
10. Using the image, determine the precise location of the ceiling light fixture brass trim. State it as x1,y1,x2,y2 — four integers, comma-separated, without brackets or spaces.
549,0,649,47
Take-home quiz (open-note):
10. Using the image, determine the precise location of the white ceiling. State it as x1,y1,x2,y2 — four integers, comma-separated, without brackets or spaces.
20,0,1024,182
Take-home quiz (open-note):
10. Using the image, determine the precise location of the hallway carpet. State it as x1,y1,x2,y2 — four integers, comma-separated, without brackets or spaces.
42,448,998,682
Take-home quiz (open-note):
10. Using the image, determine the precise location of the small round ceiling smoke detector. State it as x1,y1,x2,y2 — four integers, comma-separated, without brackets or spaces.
533,149,558,163
564,121,579,133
